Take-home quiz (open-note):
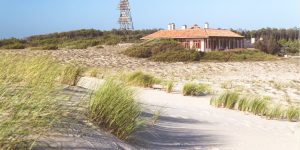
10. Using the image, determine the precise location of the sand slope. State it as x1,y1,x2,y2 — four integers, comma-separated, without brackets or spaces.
134,89,300,150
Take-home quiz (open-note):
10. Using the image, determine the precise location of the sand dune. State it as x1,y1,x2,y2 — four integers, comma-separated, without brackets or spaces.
135,89,300,150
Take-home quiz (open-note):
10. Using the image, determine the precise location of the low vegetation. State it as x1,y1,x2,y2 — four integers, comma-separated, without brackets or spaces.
123,39,201,62
201,49,276,62
278,39,300,54
124,71,160,88
88,79,142,140
210,91,300,122
182,83,211,96
0,29,158,50
124,39,276,62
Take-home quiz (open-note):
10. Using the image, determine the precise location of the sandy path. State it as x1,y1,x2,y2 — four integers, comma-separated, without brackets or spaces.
134,89,300,150
35,86,135,150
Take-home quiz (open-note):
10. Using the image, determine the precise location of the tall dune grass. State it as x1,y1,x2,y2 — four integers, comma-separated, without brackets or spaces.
61,64,84,86
247,98,269,116
210,91,300,122
286,106,300,121
88,79,142,140
124,71,160,88
0,54,64,149
164,81,174,93
182,83,211,96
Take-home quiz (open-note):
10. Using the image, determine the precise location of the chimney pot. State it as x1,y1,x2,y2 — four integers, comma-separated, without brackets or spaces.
204,22,209,29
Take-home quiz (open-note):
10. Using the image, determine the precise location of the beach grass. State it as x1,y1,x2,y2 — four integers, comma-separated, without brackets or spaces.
61,64,84,86
211,91,299,122
0,54,65,149
183,83,211,96
88,79,142,140
124,71,159,88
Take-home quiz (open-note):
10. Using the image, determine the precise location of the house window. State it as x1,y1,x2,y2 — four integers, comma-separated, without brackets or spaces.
184,41,190,48
193,40,201,49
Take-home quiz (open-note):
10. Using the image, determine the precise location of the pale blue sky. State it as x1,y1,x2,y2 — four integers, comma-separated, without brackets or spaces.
0,0,299,38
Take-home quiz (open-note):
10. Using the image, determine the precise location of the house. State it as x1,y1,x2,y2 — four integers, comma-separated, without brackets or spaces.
141,23,244,52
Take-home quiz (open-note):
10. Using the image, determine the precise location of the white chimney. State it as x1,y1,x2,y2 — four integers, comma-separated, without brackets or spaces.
171,23,175,30
204,22,209,29
181,25,187,30
168,23,175,30
168,24,172,30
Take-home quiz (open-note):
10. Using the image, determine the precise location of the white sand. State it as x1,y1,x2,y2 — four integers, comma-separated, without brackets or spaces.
136,89,300,150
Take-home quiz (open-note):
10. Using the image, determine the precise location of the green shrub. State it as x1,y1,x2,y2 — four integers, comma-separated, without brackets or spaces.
286,106,300,122
125,71,158,88
182,83,211,96
201,50,276,62
151,50,201,62
0,38,27,49
88,79,142,140
123,39,200,62
61,64,83,86
2,43,26,49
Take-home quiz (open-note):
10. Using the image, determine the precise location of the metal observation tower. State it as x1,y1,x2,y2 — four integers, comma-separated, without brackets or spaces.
118,0,134,30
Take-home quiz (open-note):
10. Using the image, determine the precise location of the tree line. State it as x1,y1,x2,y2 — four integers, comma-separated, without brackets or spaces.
233,28,299,41
233,28,299,55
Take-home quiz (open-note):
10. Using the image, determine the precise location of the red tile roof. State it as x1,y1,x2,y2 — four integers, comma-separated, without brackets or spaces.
141,28,244,39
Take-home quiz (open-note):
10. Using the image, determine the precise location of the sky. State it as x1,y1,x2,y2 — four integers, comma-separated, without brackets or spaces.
0,0,299,38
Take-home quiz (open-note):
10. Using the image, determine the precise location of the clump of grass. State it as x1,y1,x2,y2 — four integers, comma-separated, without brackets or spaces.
211,91,300,122
89,68,98,77
221,81,234,89
247,98,269,116
61,64,83,86
164,81,174,93
124,71,158,88
182,83,211,96
268,105,284,119
210,91,239,109
88,79,142,140
286,106,300,122
237,97,250,111
210,96,222,107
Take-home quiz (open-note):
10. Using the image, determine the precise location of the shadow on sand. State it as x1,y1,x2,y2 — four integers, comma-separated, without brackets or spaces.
131,112,227,149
